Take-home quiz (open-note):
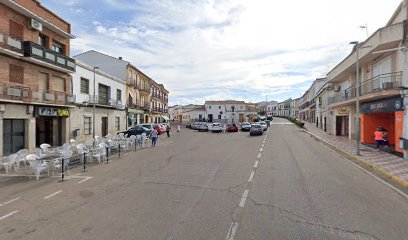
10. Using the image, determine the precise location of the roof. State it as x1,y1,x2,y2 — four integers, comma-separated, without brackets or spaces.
205,100,246,105
183,106,206,113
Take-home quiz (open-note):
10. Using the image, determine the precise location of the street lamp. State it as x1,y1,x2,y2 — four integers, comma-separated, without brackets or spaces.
349,41,361,155
93,66,99,147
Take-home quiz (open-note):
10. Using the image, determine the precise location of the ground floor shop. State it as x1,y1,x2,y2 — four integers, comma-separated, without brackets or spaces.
360,97,404,153
0,104,70,156
127,109,146,128
70,106,126,142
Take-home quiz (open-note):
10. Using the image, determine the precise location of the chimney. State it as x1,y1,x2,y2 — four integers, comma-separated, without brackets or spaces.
119,57,122,60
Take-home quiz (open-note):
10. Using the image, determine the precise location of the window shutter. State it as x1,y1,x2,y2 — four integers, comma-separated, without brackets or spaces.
53,76,66,92
80,78,89,94
9,64,24,84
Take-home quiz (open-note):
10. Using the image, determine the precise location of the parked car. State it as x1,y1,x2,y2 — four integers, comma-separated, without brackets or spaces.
250,124,263,136
226,123,239,132
120,126,152,137
259,121,268,131
139,124,164,134
191,122,202,130
211,123,223,133
156,124,166,132
161,123,171,129
197,123,209,132
241,122,251,131
267,116,273,121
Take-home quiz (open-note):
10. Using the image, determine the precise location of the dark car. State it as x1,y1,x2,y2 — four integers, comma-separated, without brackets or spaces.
250,124,263,136
241,122,251,131
226,123,239,132
267,116,273,121
121,126,152,137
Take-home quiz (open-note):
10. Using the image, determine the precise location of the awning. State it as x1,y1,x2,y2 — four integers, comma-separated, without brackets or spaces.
161,116,170,121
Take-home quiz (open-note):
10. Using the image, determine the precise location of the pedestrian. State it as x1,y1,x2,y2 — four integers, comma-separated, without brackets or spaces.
166,124,170,138
151,128,158,147
177,124,181,134
380,126,389,150
374,126,384,151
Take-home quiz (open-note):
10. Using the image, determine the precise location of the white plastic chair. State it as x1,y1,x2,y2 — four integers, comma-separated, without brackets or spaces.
15,149,29,168
40,143,51,154
141,133,147,148
26,154,49,180
92,143,107,164
1,155,18,173
53,150,72,175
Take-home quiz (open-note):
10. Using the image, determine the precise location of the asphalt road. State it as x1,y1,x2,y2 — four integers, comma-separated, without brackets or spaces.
1,118,408,240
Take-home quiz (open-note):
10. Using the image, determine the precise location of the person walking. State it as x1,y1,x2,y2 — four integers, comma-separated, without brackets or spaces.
374,127,384,151
166,124,171,138
151,128,158,147
176,124,181,134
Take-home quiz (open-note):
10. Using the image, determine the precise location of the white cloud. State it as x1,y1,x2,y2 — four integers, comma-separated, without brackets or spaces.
71,0,403,105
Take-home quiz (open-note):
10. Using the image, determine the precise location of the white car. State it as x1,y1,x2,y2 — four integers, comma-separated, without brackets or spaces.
211,123,223,133
259,121,267,131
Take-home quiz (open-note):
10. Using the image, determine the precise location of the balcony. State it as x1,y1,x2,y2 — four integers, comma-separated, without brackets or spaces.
141,103,150,111
328,72,402,106
139,85,151,93
0,82,74,105
0,29,23,56
75,94,123,108
23,41,75,72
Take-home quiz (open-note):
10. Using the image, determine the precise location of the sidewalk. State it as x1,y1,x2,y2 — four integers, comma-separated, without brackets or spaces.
303,122,408,188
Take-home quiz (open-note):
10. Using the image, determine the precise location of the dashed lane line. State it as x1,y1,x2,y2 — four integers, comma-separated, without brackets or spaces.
225,222,239,240
0,211,19,221
78,177,93,184
254,161,259,168
0,197,20,207
259,148,263,152
239,190,249,207
257,153,262,159
44,190,62,200
248,171,255,182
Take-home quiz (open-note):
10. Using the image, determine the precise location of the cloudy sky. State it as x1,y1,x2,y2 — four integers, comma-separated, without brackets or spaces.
44,0,402,105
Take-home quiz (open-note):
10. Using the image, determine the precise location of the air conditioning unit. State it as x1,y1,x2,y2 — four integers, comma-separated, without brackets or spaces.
30,18,43,32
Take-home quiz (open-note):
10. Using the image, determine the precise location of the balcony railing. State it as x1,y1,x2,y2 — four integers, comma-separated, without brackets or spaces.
23,41,75,72
328,72,403,105
0,82,74,105
141,103,150,110
139,85,151,93
75,94,123,108
0,29,23,54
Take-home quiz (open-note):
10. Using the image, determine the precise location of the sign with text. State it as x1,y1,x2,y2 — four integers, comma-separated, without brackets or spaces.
361,97,403,114
37,107,70,117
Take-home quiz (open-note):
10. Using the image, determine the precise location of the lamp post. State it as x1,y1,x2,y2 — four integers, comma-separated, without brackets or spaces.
350,41,361,155
93,66,99,147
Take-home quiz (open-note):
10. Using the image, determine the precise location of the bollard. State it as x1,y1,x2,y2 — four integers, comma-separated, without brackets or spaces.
134,138,137,152
105,146,109,164
83,152,86,172
118,143,121,158
60,158,65,182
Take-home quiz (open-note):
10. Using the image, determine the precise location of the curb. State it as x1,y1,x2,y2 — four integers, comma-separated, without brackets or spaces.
302,128,408,189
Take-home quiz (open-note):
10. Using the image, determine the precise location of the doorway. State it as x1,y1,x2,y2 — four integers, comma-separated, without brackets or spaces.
101,117,108,137
3,119,25,155
336,116,349,136
36,117,62,146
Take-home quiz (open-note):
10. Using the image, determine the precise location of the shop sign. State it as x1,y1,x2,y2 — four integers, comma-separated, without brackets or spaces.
37,107,70,117
361,97,403,114
336,107,350,115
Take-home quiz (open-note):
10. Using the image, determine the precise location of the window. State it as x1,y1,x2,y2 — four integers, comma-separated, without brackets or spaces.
53,76,66,92
84,117,92,135
9,64,24,84
52,41,65,55
39,35,48,47
218,115,222,119
219,106,221,109
117,89,122,101
80,78,89,94
3,119,25,156
209,106,212,109
115,117,120,130
38,72,49,91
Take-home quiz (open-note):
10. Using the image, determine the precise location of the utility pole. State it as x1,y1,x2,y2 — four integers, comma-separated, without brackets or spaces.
350,41,361,155
93,66,99,147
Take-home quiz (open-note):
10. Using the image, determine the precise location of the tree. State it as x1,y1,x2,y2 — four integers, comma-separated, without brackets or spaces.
259,110,266,116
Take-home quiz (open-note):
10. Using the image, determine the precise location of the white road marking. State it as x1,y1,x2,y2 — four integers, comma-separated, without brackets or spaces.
44,190,62,200
259,148,263,152
254,161,259,168
0,197,20,207
78,177,93,184
262,144,264,147
0,211,19,221
248,171,255,182
257,153,262,159
239,190,249,207
225,222,239,240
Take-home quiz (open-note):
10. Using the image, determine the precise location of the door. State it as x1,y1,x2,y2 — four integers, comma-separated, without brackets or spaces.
324,117,327,132
208,114,213,122
101,117,108,137
3,119,25,155
336,116,342,136
36,118,53,146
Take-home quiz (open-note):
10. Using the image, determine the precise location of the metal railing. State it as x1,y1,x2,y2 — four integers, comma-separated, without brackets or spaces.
23,41,75,72
75,94,123,108
0,82,75,105
328,72,403,105
0,29,23,54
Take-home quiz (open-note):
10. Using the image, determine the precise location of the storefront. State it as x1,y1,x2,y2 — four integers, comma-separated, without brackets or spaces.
35,107,69,147
360,97,404,153
127,109,145,128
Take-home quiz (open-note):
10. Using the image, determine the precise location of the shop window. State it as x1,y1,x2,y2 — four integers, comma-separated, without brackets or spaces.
80,78,89,94
3,119,25,155
115,117,120,130
84,117,92,135
53,76,66,92
9,64,24,84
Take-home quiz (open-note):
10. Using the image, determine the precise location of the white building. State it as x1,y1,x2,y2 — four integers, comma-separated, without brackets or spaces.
205,100,251,123
181,106,206,124
70,60,127,142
